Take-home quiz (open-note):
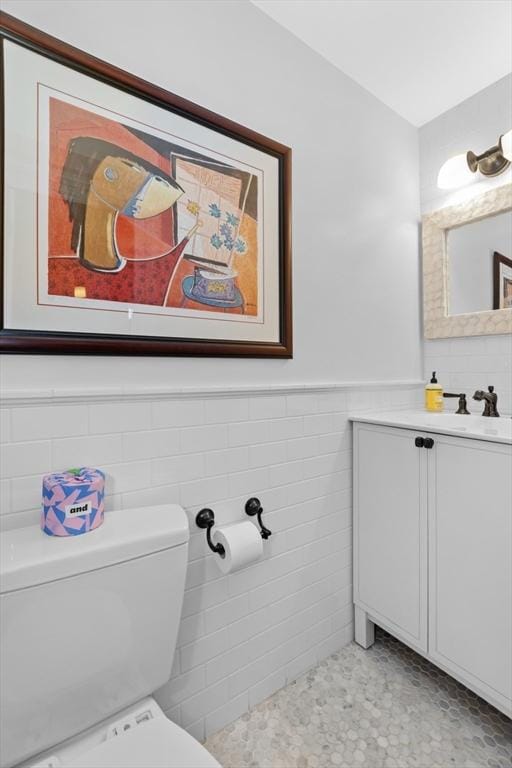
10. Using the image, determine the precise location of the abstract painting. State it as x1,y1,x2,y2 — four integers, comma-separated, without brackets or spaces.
48,97,258,316
0,14,292,356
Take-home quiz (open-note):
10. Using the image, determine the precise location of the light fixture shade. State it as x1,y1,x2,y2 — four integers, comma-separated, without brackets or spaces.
437,153,474,190
500,129,512,162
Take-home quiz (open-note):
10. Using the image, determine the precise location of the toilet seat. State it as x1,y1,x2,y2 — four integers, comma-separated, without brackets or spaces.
65,717,221,768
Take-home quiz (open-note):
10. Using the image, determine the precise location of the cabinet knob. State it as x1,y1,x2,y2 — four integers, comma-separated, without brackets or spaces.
415,437,425,448
424,437,435,449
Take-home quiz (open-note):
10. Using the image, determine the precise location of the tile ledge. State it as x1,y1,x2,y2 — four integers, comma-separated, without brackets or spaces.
0,380,423,407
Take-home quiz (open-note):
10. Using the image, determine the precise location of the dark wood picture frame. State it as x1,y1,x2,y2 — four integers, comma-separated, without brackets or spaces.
493,251,512,310
0,12,292,357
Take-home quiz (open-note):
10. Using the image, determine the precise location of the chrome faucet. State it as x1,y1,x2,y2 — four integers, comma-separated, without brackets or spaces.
473,386,500,417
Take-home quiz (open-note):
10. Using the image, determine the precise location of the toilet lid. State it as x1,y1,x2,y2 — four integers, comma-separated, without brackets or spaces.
66,717,221,768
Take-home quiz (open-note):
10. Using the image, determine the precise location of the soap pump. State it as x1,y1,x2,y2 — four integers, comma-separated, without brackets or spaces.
425,371,444,412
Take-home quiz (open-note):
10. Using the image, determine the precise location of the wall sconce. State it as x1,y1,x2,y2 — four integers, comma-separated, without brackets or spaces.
437,130,512,190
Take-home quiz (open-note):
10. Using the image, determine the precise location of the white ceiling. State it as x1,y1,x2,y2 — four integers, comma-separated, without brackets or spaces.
251,0,512,126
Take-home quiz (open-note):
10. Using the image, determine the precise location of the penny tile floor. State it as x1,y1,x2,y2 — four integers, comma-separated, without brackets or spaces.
204,629,512,768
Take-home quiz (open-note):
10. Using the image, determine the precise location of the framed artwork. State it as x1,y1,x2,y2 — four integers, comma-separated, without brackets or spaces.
0,13,292,356
493,251,512,310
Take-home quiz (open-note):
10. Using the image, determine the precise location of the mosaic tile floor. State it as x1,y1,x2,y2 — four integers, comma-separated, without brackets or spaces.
205,629,512,768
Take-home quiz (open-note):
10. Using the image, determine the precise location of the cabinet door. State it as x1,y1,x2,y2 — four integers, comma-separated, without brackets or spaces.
428,433,512,714
354,423,428,652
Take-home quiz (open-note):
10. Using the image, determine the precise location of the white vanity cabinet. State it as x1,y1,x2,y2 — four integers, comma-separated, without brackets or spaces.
428,433,511,714
353,416,512,718
353,424,428,653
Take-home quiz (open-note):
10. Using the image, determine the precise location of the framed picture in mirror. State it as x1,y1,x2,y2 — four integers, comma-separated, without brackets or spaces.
493,252,512,310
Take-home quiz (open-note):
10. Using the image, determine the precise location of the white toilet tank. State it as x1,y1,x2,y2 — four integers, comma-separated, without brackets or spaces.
0,504,189,768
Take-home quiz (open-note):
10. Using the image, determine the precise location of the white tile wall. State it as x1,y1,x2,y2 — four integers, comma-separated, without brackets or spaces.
0,383,421,741
424,336,512,415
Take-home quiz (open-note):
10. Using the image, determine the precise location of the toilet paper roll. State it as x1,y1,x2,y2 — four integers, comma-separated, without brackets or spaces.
41,467,105,537
211,521,263,574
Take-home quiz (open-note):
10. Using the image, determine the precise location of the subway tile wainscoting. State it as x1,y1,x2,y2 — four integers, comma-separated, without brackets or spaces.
0,381,421,741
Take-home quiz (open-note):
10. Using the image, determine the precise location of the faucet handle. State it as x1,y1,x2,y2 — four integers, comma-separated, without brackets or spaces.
443,392,470,415
456,393,470,415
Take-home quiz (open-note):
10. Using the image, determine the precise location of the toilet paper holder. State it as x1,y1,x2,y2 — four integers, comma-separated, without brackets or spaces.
196,497,272,556
245,497,272,540
195,508,226,557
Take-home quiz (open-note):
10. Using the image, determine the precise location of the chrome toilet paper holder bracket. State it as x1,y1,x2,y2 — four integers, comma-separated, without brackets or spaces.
196,508,226,557
245,497,272,540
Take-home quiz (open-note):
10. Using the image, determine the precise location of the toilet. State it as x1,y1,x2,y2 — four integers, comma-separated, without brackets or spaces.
0,505,221,768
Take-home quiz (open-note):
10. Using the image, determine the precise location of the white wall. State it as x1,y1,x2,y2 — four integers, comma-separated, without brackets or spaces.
420,74,512,414
0,0,421,391
0,0,423,748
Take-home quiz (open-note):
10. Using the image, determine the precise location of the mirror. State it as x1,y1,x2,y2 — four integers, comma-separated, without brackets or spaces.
447,210,512,315
422,183,512,339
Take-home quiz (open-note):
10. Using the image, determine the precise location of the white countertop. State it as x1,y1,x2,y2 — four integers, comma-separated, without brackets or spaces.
350,409,512,445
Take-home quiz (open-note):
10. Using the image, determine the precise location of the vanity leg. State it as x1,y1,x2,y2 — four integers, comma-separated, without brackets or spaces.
354,605,375,649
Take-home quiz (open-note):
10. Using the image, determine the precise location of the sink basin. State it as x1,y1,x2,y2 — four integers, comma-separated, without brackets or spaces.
350,410,512,445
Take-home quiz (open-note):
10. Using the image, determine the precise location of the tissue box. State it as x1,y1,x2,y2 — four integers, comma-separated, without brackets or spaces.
41,468,105,536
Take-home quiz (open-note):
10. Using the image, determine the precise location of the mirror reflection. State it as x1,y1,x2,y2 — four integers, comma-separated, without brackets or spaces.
447,210,512,315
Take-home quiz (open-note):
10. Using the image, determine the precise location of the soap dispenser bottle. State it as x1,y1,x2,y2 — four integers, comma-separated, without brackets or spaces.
425,371,443,412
